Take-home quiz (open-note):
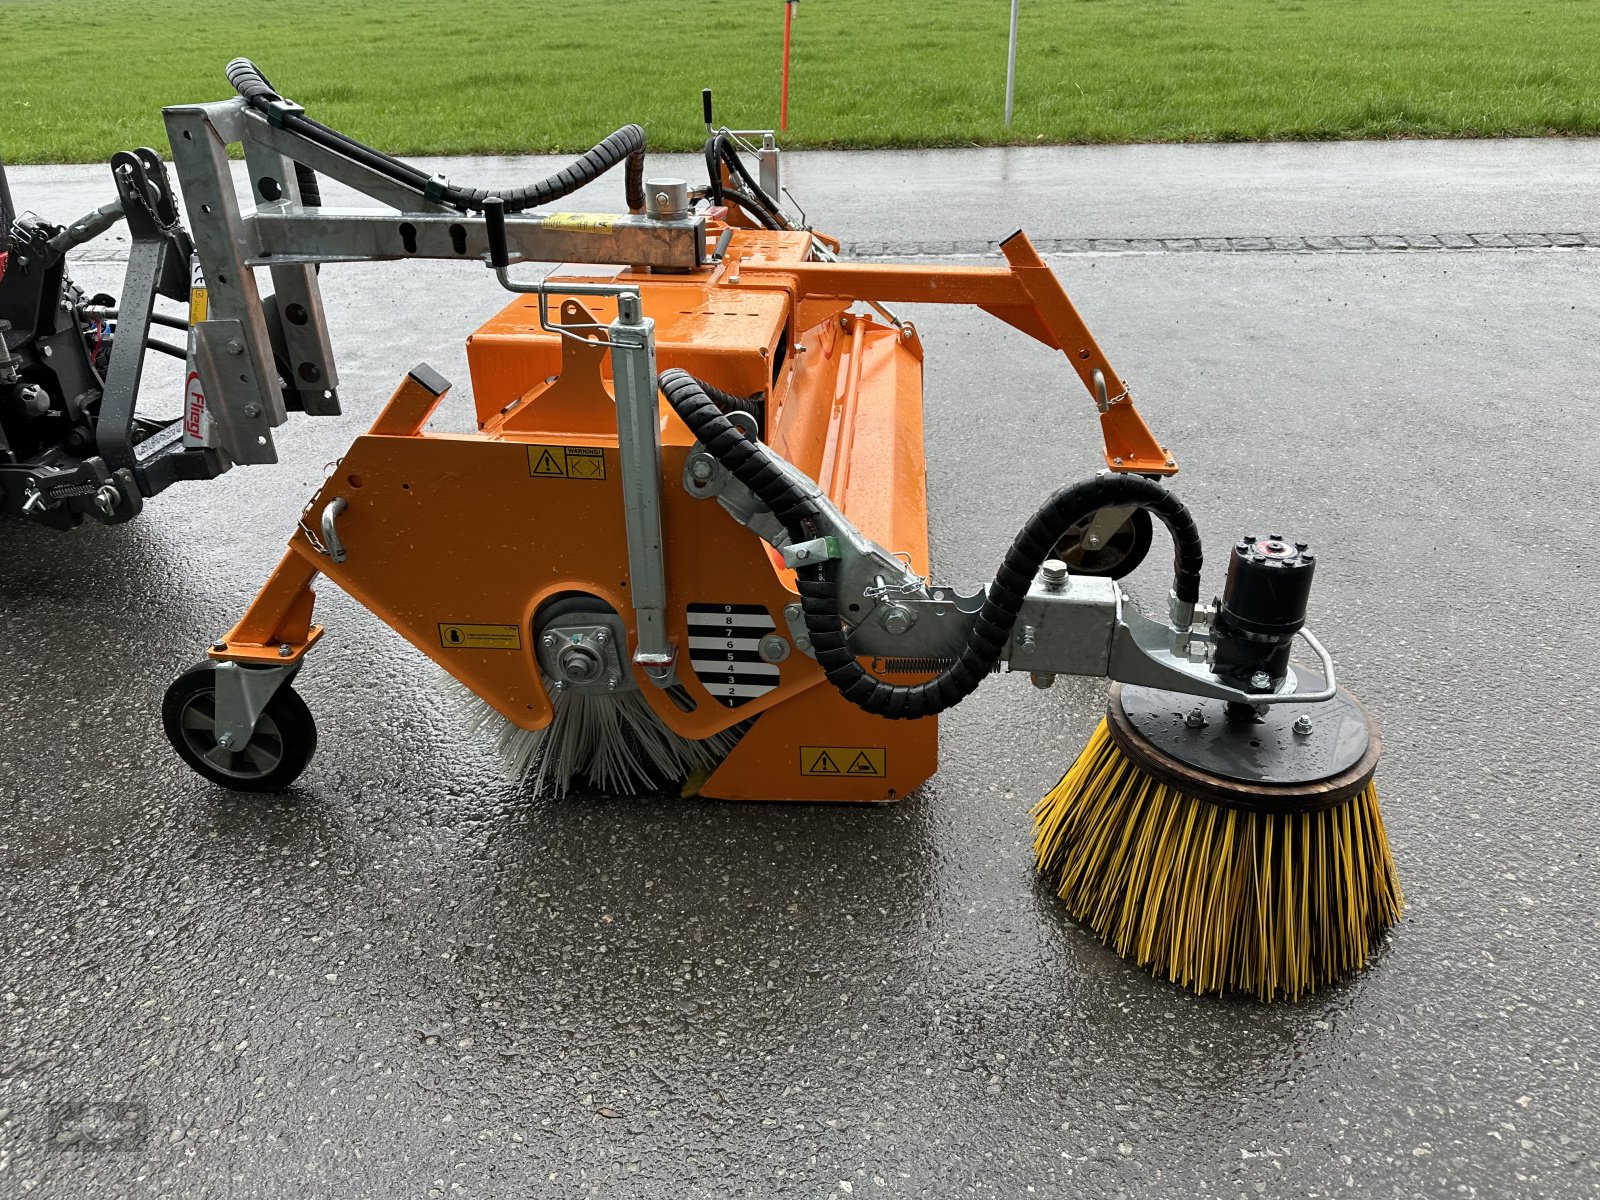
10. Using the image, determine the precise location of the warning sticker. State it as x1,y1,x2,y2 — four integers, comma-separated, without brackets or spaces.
527,444,607,480
438,622,522,650
800,746,887,778
541,212,619,234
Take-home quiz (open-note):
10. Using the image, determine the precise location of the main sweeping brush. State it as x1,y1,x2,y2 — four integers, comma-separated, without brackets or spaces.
449,596,747,798
1032,534,1403,1001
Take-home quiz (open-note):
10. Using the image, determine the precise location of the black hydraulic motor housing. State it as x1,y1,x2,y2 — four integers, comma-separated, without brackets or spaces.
1210,533,1317,699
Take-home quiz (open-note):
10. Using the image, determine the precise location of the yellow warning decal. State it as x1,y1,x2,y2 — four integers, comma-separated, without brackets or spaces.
541,212,619,233
800,746,887,778
188,286,208,325
438,622,522,650
527,444,607,480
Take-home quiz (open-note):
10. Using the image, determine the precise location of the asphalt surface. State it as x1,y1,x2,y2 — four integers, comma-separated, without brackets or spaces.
3,140,1598,1198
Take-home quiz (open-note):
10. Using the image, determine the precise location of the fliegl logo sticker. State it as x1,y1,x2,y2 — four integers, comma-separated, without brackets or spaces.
182,370,208,443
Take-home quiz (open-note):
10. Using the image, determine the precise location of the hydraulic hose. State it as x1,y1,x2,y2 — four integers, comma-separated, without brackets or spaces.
659,369,1205,720
226,58,646,213
703,134,790,231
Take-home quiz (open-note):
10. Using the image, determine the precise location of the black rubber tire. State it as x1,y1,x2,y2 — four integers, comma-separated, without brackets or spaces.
162,663,317,792
1053,506,1153,579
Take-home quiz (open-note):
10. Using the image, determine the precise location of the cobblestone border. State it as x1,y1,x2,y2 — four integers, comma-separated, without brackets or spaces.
842,232,1600,257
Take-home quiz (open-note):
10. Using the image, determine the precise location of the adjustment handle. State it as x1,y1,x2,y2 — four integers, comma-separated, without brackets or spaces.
702,89,715,131
483,195,509,269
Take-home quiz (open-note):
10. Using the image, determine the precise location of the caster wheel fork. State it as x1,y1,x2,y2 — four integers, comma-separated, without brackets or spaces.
162,661,317,792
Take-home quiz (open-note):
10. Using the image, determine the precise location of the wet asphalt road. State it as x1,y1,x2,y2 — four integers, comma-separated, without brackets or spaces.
3,142,1599,1198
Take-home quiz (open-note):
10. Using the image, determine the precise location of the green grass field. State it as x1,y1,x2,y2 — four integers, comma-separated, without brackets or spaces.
3,0,1600,163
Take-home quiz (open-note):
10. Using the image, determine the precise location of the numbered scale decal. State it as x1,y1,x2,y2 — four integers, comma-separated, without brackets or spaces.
686,603,780,709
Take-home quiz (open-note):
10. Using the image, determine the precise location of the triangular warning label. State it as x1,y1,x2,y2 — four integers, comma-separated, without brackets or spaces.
531,449,565,477
810,751,841,775
847,752,878,774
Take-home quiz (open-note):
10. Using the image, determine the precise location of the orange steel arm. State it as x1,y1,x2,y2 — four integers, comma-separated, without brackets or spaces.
737,231,1175,475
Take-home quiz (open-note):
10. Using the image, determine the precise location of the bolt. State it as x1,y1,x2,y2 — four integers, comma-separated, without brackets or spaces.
216,732,235,749
901,327,913,339
551,680,567,693
243,403,262,419
1029,672,1056,690
212,641,228,652
1018,625,1036,655
93,484,120,517
594,629,609,645
226,339,244,356
881,606,912,636
607,675,619,692
1293,714,1313,736
1250,671,1272,690
758,633,791,663
1185,707,1207,729
784,603,801,621
1085,533,1104,550
278,643,293,657
1041,559,1069,589
541,633,559,648
41,345,52,358
795,635,812,653
688,456,715,481
794,547,810,561
1112,456,1122,465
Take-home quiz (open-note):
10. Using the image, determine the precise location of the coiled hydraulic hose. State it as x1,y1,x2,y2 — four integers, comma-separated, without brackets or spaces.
226,58,646,214
660,369,1205,720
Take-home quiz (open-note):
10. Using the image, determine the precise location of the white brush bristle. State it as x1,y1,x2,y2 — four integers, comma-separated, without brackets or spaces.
443,674,745,797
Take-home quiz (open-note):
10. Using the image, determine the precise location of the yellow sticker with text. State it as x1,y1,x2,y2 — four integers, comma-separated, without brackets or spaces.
527,444,606,480
800,746,887,777
541,212,619,233
438,623,522,650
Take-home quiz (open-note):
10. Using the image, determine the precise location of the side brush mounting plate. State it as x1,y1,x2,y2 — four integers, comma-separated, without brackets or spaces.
1109,668,1379,807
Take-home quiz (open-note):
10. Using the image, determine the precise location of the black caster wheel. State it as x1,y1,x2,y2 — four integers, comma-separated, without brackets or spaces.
162,662,317,792
1052,506,1153,579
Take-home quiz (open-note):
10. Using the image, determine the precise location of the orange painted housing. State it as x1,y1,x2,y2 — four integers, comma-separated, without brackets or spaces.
214,226,1173,801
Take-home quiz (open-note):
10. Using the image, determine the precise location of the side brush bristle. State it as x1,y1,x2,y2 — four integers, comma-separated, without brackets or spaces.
1032,720,1403,1002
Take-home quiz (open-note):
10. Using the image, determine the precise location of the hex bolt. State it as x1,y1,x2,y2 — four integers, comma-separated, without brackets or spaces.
1250,671,1272,690
607,675,620,692
1185,707,1207,729
784,603,802,621
1018,625,1036,655
1041,559,1069,590
212,641,228,652
541,633,559,648
216,732,235,749
1030,672,1056,690
1293,714,1314,736
688,457,715,482
226,339,244,356
794,547,810,561
795,635,813,653
594,629,609,645
758,633,791,663
277,643,293,657
243,403,262,419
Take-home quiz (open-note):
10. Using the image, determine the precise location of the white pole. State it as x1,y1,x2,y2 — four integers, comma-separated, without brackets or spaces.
1004,0,1020,126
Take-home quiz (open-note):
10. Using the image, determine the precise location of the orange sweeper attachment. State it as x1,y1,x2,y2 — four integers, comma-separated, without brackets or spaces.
161,65,1401,1001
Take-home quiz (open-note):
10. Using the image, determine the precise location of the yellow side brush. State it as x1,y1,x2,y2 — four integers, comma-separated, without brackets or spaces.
1033,680,1402,1002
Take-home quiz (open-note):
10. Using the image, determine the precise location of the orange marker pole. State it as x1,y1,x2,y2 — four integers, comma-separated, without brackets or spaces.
780,1,796,130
